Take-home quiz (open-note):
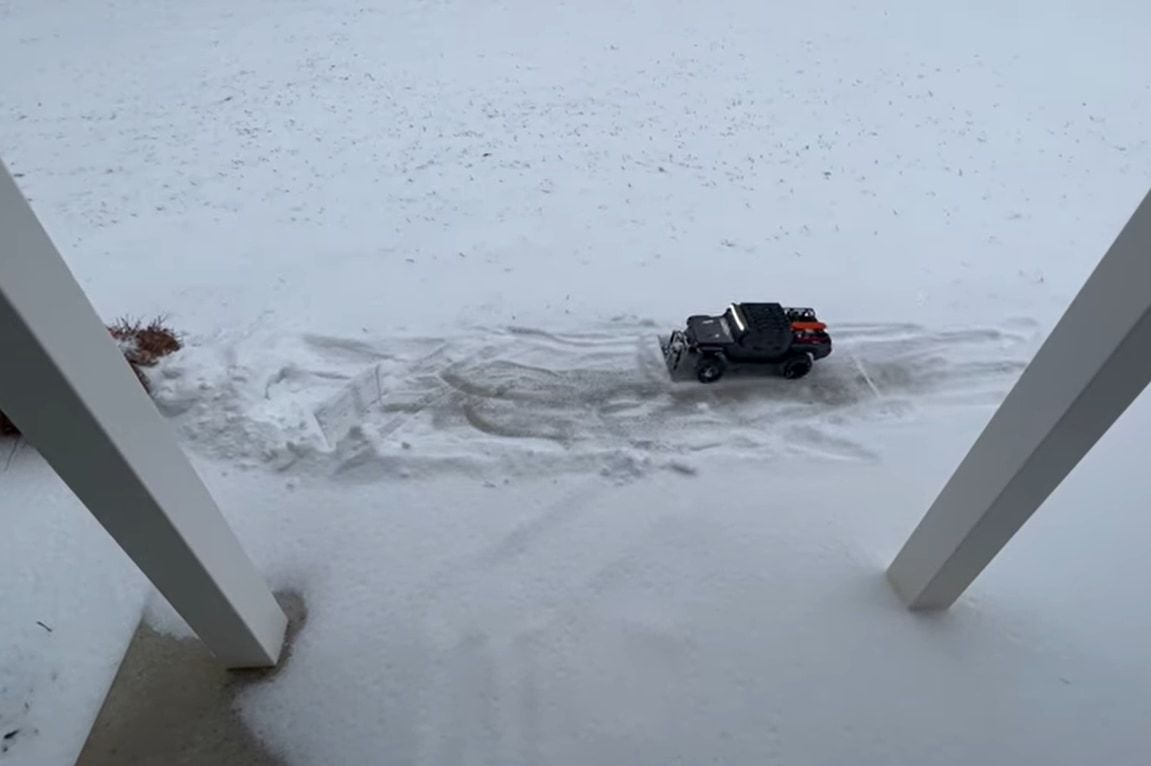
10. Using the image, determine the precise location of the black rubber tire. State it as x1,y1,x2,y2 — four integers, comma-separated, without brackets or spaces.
696,355,726,383
780,353,813,380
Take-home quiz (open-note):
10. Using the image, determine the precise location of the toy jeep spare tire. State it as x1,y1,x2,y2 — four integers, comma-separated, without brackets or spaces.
661,303,831,383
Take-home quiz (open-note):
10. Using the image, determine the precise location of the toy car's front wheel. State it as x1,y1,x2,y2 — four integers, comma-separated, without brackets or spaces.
780,353,813,380
696,354,726,383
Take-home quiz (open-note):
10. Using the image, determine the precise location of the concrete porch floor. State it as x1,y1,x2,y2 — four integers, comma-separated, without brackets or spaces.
76,593,306,766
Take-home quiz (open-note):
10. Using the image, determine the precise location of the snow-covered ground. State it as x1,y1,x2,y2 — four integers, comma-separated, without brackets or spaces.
2,0,1150,763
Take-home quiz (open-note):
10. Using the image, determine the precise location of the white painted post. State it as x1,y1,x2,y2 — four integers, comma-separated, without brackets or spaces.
888,189,1151,609
0,161,286,667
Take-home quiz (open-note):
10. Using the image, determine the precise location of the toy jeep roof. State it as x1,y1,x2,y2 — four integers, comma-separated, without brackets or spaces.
662,302,832,383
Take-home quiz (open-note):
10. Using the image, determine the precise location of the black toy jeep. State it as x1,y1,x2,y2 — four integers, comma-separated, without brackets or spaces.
661,303,832,383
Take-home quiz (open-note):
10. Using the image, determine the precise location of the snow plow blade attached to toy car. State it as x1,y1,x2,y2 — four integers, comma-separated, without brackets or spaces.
662,302,831,383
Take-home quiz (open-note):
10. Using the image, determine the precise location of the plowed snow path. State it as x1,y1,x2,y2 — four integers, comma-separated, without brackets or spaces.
154,319,1033,481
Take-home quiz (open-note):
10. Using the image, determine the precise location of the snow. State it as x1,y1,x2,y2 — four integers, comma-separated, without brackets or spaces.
220,417,1151,766
2,0,1151,762
0,459,147,764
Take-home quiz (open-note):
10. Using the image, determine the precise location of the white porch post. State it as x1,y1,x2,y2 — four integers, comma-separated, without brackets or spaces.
888,189,1151,609
0,161,287,667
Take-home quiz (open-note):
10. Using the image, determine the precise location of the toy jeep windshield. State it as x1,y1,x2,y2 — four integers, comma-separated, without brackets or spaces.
661,303,832,383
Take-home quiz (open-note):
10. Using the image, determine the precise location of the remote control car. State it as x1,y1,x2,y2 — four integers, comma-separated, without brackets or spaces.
661,302,832,383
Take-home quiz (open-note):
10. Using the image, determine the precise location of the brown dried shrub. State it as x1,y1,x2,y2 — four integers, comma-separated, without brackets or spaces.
109,318,183,369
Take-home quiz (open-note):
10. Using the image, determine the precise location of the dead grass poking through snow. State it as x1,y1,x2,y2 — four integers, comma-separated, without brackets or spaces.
0,318,181,438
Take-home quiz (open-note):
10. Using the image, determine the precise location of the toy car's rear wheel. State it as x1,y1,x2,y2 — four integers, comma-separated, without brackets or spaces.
696,355,726,383
780,353,813,380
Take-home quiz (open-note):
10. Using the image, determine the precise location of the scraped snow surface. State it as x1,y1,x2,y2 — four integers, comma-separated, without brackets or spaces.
2,0,1151,763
